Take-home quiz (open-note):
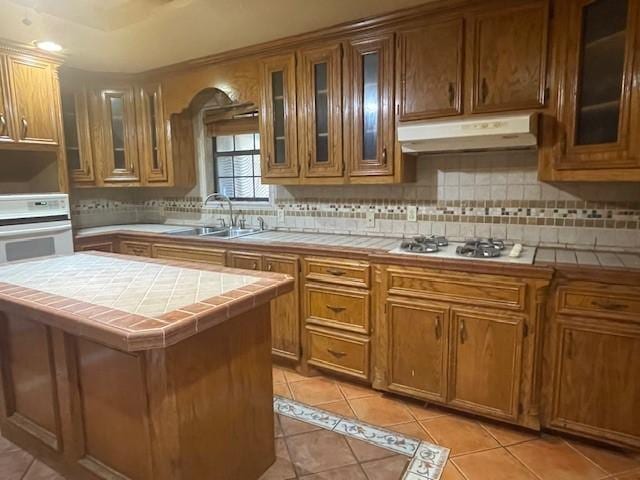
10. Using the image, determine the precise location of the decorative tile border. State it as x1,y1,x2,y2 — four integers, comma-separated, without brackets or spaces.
273,395,450,480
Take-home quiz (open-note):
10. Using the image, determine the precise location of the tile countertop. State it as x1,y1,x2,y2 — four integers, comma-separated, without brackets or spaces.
535,248,640,270
0,252,294,352
75,223,192,236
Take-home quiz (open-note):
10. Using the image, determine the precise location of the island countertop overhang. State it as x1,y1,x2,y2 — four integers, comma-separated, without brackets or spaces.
0,252,294,352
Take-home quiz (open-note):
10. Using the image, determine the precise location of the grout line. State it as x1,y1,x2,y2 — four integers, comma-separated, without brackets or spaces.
505,446,546,480
563,439,615,478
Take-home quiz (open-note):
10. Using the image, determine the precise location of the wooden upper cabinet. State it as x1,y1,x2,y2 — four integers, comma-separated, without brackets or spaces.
397,16,465,121
259,53,299,179
549,317,640,448
553,0,640,173
61,88,94,184
6,55,59,145
346,34,394,177
298,43,343,178
469,1,549,113
93,87,140,184
386,299,449,403
0,55,14,143
137,83,169,184
449,308,524,420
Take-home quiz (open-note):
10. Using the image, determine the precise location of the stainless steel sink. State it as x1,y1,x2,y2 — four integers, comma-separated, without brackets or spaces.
164,226,262,239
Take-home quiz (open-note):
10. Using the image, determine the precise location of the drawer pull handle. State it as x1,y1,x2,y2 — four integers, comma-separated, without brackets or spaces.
327,305,346,313
327,348,347,359
0,113,6,136
459,319,466,344
266,263,273,271
481,78,489,104
448,82,455,107
326,268,346,276
590,299,629,311
21,117,28,138
252,262,258,270
435,316,441,339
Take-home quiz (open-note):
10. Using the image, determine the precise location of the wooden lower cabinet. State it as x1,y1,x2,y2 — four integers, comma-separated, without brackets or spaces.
75,240,114,253
306,325,369,381
152,243,225,266
119,240,151,257
448,308,525,421
264,255,301,361
230,251,301,361
385,298,448,403
548,316,640,448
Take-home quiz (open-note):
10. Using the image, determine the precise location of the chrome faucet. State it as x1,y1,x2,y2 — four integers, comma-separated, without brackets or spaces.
204,193,235,227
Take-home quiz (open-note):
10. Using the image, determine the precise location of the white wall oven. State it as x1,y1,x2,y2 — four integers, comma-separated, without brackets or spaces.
0,194,73,264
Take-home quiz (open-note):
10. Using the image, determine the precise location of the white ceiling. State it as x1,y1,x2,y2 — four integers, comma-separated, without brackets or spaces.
0,0,432,73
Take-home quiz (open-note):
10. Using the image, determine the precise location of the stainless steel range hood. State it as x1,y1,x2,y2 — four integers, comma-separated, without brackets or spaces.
397,112,539,153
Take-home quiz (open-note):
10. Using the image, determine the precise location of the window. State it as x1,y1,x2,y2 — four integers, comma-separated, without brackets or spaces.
213,133,268,201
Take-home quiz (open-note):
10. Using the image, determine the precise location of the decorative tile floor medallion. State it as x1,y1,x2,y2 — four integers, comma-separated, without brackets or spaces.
273,395,450,480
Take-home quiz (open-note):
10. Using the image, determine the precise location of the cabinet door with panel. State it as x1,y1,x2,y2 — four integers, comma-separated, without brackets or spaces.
554,0,640,172
346,34,394,177
470,1,549,113
264,255,300,361
297,44,343,178
61,88,95,184
449,308,525,420
386,299,449,403
549,317,640,448
6,55,59,145
397,16,464,121
137,83,168,184
0,55,15,143
93,87,140,184
259,53,299,180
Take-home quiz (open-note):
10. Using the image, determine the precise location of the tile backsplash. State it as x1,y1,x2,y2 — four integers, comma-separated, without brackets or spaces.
71,150,640,251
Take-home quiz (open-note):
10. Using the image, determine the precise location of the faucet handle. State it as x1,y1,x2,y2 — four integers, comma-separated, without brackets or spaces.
239,218,246,229
257,216,266,230
218,218,226,228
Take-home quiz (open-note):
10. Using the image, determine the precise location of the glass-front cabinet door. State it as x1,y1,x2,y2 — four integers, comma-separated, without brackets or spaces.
95,87,140,183
259,53,299,180
297,43,343,178
556,0,640,170
137,83,168,184
61,88,95,184
347,34,394,177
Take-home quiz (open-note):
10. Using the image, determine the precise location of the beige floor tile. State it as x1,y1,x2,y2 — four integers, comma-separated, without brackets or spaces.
387,421,435,443
273,367,287,385
360,455,410,480
568,441,640,475
508,437,608,480
290,378,345,405
453,448,538,480
421,416,499,456
345,437,396,463
259,438,297,480
279,416,323,437
299,464,367,479
336,381,380,400
615,469,640,479
0,449,34,480
274,414,284,439
283,368,316,384
315,400,355,418
349,395,414,426
480,421,539,446
286,430,358,476
440,462,466,480
404,401,450,421
274,382,293,399
22,460,65,480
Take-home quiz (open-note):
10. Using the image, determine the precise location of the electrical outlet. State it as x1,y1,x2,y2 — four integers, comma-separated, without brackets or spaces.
407,206,418,222
277,210,285,224
366,211,375,228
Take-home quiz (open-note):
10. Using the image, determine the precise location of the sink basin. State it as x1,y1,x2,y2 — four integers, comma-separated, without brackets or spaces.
164,226,262,239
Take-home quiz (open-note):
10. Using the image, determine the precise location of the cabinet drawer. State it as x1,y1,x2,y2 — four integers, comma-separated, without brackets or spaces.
558,287,640,321
228,251,263,271
120,240,151,257
305,284,369,334
305,257,370,288
306,326,369,381
387,268,526,311
151,244,226,265
77,241,114,253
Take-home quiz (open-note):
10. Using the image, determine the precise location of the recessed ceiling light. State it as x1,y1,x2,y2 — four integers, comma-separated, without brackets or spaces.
34,41,63,53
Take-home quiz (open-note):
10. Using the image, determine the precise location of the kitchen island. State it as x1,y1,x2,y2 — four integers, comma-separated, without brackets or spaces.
0,252,294,480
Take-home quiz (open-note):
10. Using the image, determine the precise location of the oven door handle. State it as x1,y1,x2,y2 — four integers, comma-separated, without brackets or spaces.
0,224,72,239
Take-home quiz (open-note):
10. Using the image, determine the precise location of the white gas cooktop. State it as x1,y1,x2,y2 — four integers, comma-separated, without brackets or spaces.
389,242,537,265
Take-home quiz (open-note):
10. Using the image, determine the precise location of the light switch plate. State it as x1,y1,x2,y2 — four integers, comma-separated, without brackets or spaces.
277,210,285,223
407,206,418,222
366,211,375,228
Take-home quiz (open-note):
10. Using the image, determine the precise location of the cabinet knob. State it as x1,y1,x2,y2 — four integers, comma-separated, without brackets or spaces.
382,147,387,163
435,316,441,339
459,319,466,344
448,83,455,107
0,113,6,135
266,263,273,271
21,117,28,138
252,262,258,270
